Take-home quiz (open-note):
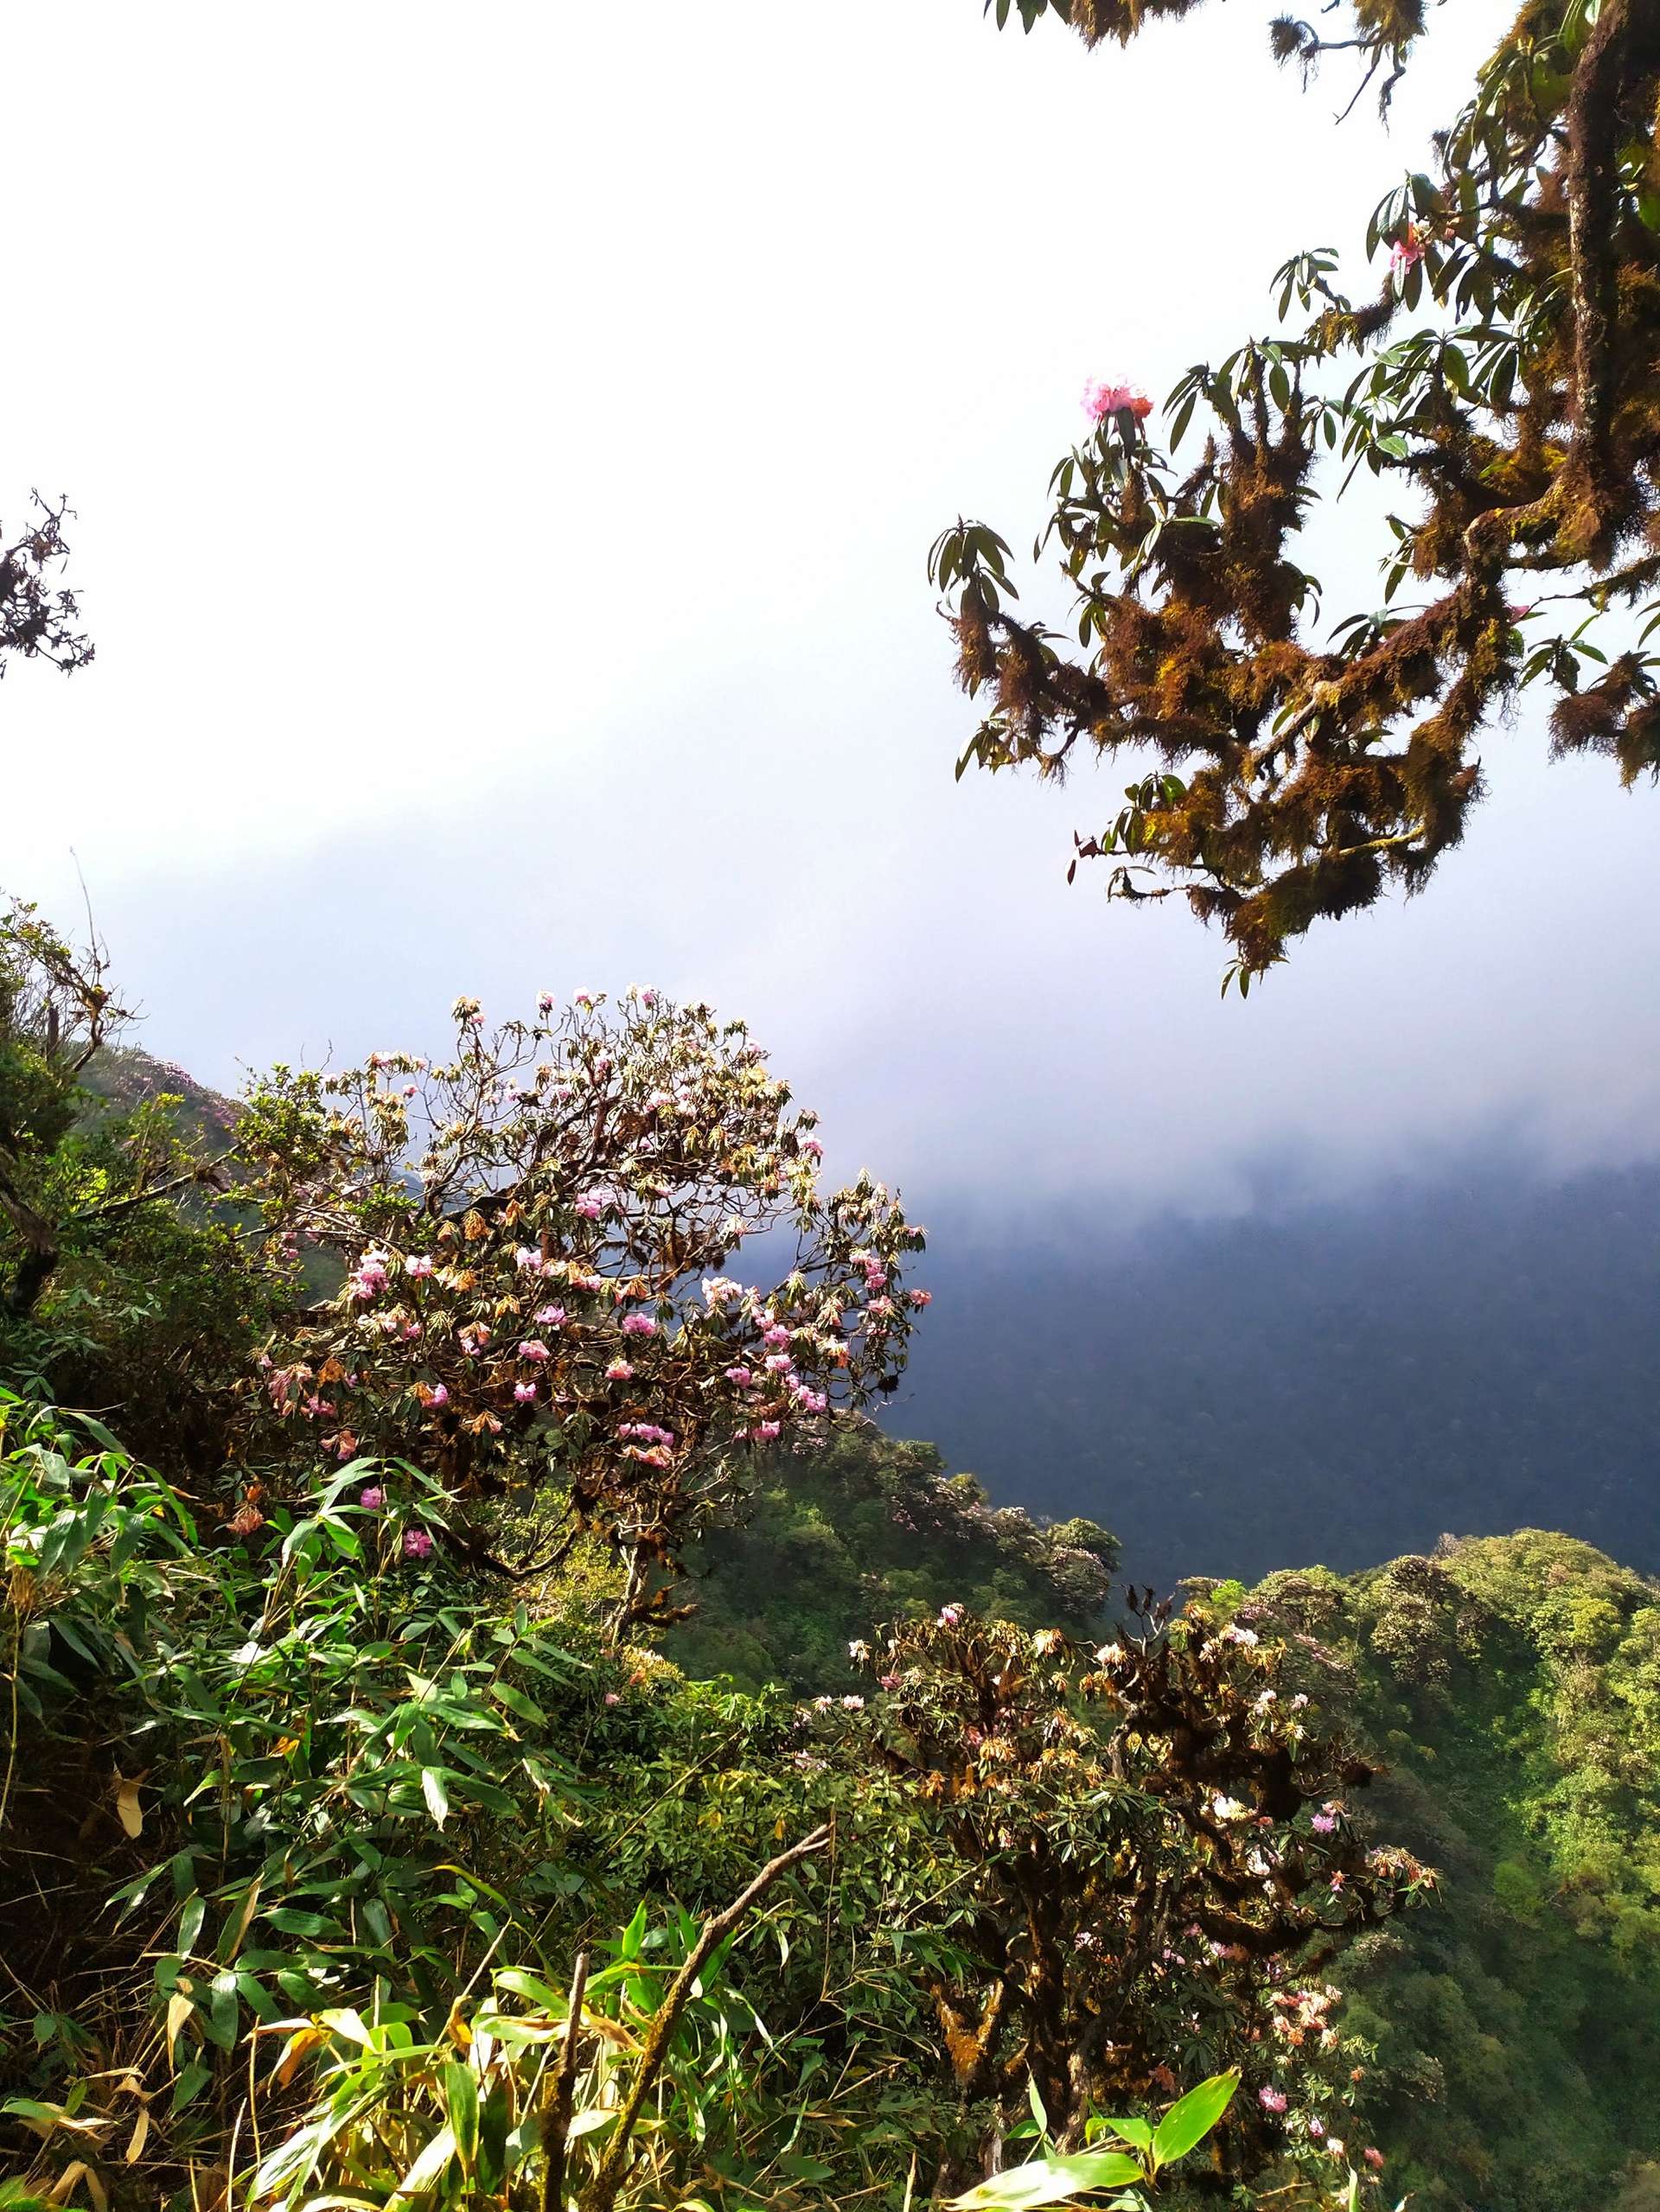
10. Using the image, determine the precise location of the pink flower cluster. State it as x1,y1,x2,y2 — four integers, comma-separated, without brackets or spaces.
349,1251,392,1301
619,1421,675,1447
619,1312,658,1337
1083,378,1153,424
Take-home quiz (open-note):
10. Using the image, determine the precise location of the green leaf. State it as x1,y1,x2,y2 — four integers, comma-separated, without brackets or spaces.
949,2151,1143,2209
170,2060,213,2115
1151,2070,1240,2171
444,2062,480,2174
390,2122,457,2200
202,1973,242,2053
177,1894,206,1958
617,1898,648,1962
489,1680,546,1726
1098,2117,1152,2153
421,1766,450,1828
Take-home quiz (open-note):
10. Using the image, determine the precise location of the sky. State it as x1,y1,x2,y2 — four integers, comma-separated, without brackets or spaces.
5,0,1657,1229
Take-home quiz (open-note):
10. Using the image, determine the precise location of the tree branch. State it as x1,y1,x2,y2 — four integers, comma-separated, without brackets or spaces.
579,1826,833,2212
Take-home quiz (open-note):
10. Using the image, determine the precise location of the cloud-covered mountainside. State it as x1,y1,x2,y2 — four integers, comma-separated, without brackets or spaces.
890,1163,1660,1592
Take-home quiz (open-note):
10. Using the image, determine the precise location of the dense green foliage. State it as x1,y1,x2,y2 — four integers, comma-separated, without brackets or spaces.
0,902,279,1466
0,1386,1401,2212
1231,1531,1660,2210
670,1423,1118,1692
0,919,1425,2212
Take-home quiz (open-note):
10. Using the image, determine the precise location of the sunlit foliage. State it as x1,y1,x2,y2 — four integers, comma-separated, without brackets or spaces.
941,0,1660,981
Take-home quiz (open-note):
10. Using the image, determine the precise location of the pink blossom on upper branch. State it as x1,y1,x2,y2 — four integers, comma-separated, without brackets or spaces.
1082,377,1153,424
1390,223,1425,276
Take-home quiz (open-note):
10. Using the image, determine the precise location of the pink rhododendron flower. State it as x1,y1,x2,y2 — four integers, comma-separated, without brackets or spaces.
1083,378,1153,423
574,1194,603,1219
1312,1812,1337,1833
725,1365,753,1387
533,1304,567,1328
538,991,555,1013
359,1486,384,1509
425,1383,449,1408
605,1358,634,1381
1259,2088,1287,2113
620,1422,675,1446
402,1527,434,1560
603,1690,621,1706
756,1418,782,1439
620,1313,657,1337
763,1323,791,1347
802,1138,823,1160
514,1380,538,1404
1363,2149,1385,2171
518,1340,551,1362
937,1603,963,1628
1391,224,1425,275
909,1289,932,1309
405,1254,434,1278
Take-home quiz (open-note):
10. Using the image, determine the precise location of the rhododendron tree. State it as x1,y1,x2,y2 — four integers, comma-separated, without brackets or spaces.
942,0,1660,984
236,988,926,1623
825,1597,1433,2177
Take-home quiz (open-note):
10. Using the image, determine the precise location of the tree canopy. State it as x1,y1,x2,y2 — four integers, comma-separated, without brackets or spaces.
937,0,1660,983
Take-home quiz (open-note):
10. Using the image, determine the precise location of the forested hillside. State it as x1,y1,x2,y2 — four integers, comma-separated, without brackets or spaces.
670,1423,1118,1688
1236,1533,1660,2212
893,1166,1660,1590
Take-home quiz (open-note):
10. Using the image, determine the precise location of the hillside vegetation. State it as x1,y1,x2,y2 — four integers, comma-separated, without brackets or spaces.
1235,1533,1660,2211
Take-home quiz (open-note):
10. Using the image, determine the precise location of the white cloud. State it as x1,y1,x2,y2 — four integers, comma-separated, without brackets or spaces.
4,0,1653,1214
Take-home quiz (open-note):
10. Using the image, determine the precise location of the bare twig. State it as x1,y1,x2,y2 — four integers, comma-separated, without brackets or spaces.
580,1827,833,2212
